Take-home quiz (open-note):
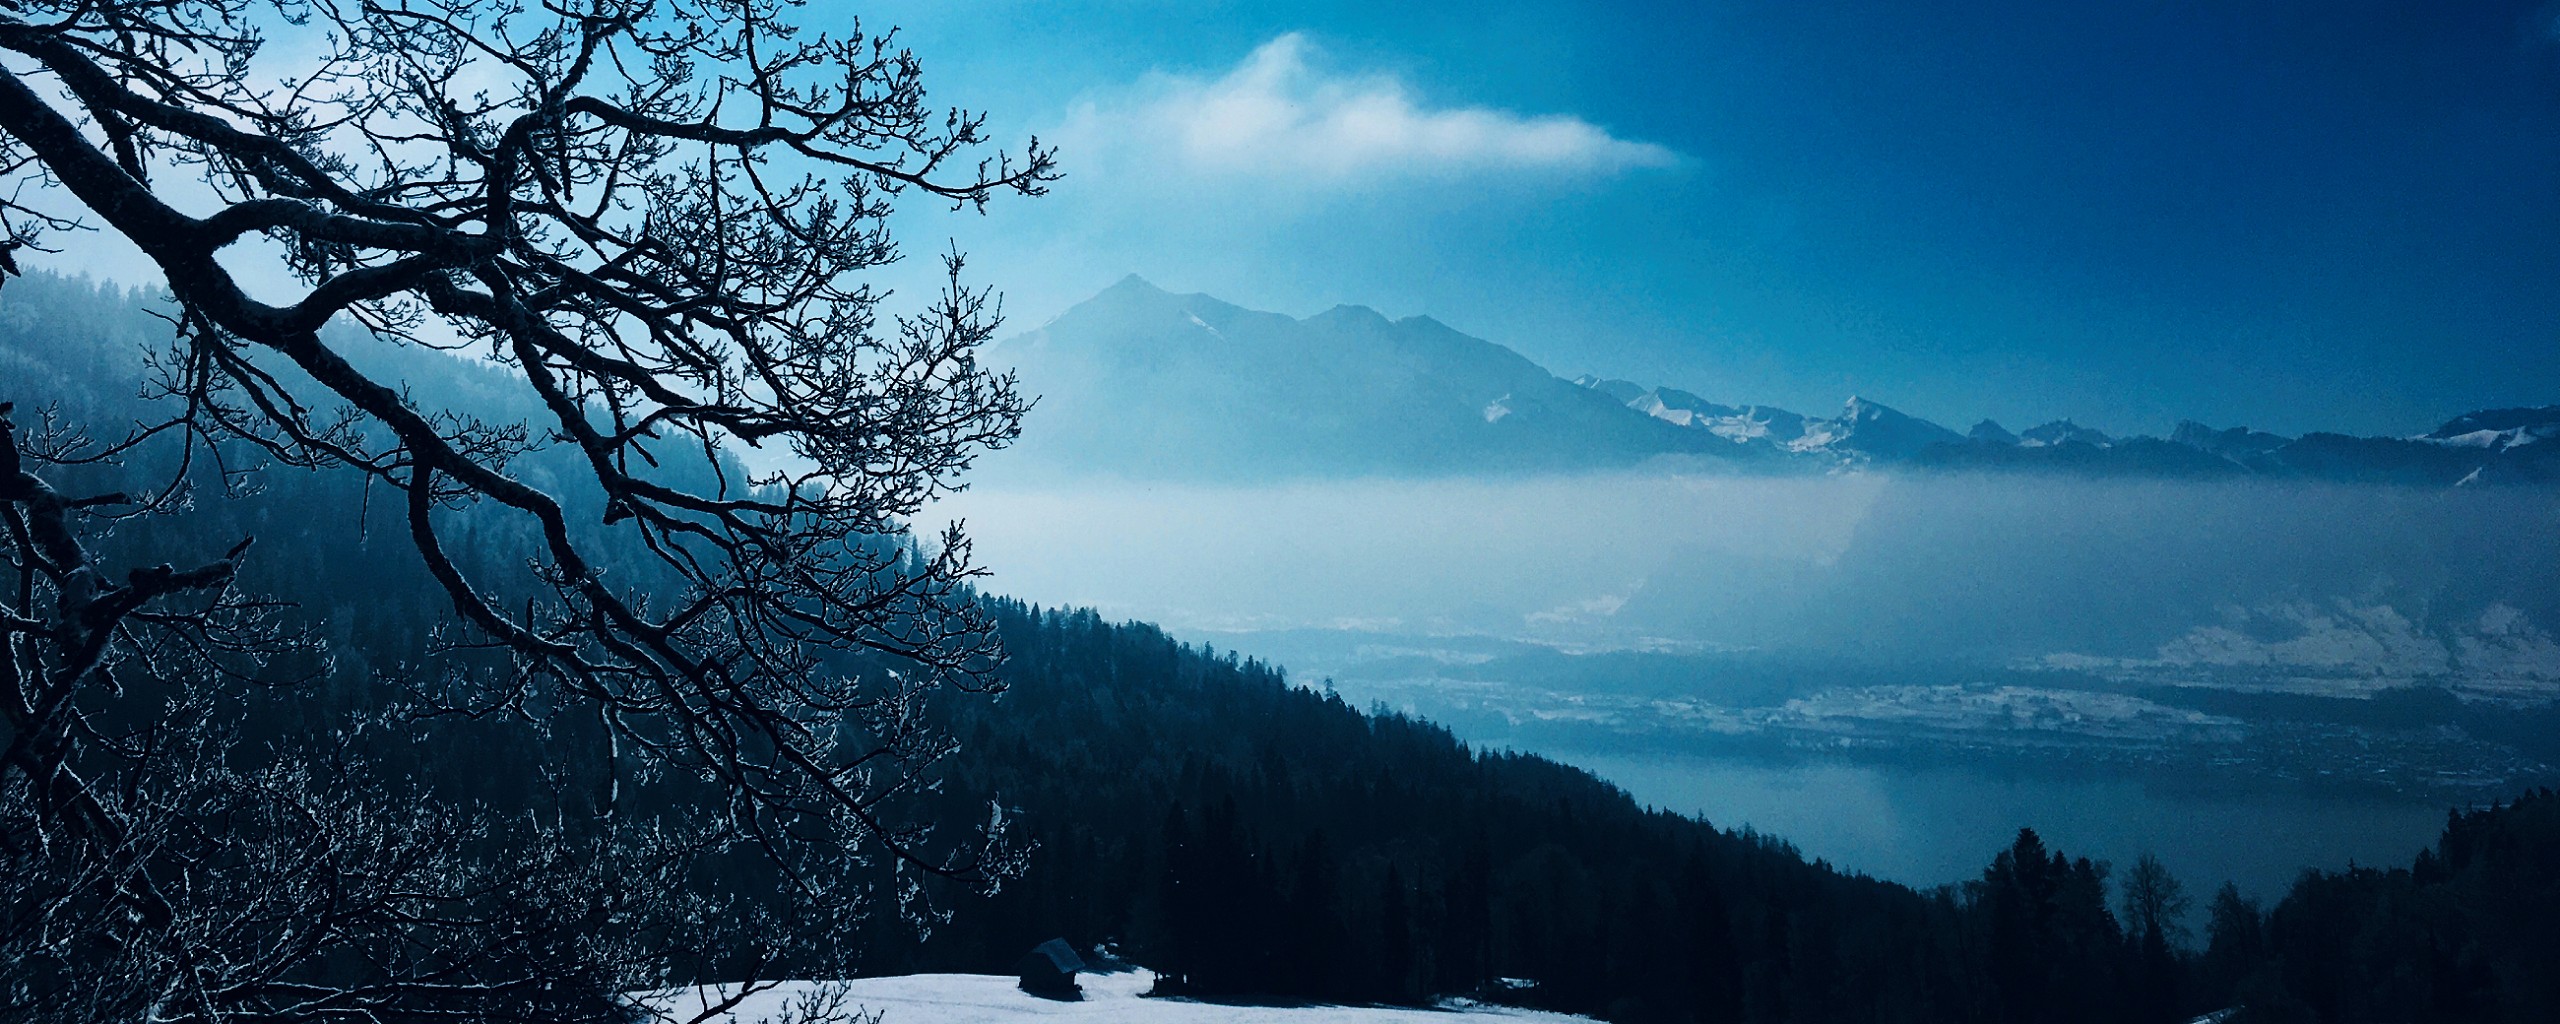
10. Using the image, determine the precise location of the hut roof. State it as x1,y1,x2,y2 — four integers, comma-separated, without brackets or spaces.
1023,938,1085,976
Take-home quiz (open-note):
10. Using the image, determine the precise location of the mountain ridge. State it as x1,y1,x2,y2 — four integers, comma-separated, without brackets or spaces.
990,278,2560,486
988,276,1745,480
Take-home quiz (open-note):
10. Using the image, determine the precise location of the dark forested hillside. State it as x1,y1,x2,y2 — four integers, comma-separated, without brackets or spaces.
903,620,2560,1024
906,602,1968,1023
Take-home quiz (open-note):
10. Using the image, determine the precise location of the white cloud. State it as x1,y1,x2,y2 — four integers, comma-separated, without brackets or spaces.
1064,33,1677,184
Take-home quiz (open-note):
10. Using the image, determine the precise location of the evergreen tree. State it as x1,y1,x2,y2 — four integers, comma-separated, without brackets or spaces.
1981,828,2062,1024
1682,851,1744,1024
2198,881,2265,1008
1283,831,1347,998
1441,827,1495,996
1379,865,1415,1004
1151,803,1197,992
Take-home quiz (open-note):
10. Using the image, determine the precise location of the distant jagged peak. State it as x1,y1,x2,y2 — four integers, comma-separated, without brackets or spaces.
1833,395,1949,431
1730,403,1809,426
1806,396,1963,460
2169,420,2223,444
1626,387,1732,430
1574,375,1804,441
1073,273,1267,317
1573,374,1648,405
1310,299,1392,320
1023,273,1264,343
1016,275,1167,337
2425,405,2560,439
1005,276,2560,486
1836,394,1941,425
1050,274,1192,321
2169,420,2291,459
1969,419,2020,445
1645,387,1738,417
2018,419,2110,448
1100,272,1167,296
2422,406,2560,452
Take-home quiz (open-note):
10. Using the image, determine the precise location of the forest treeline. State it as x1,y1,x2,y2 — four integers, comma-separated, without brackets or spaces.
902,602,2560,1024
5,272,2558,1023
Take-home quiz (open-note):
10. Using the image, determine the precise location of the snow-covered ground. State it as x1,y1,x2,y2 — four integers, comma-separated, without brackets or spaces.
643,971,1597,1024
1767,683,2246,743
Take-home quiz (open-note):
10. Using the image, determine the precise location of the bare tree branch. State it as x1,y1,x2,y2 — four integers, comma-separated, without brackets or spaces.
0,0,1053,1017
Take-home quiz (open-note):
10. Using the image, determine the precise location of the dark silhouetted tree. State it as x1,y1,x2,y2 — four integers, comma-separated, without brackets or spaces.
2118,852,2192,1021
2197,881,2265,1008
2118,852,2193,949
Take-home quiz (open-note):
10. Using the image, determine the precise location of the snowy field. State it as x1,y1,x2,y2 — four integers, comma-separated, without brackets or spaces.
644,970,1597,1024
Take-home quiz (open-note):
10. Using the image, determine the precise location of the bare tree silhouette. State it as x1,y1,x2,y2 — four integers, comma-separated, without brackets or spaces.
1,0,1052,1018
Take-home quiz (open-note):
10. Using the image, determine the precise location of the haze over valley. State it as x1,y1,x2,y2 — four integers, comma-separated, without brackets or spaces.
929,279,2560,901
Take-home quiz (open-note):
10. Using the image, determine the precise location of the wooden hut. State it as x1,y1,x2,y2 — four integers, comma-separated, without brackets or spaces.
1015,938,1086,999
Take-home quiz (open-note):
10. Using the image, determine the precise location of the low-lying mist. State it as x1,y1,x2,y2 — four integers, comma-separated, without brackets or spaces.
924,471,2560,669
924,470,2560,901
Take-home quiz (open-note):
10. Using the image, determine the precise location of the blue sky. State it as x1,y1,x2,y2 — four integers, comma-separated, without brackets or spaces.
30,2,2555,437
845,0,2560,436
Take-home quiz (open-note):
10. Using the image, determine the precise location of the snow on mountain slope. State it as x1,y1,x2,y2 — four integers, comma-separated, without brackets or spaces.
2422,406,2560,447
1765,685,2244,744
1576,381,1966,464
2154,602,2457,678
645,971,1597,1024
1792,397,1965,461
1606,382,1813,447
1703,407,1806,444
2045,601,2560,703
2018,420,2110,448
991,277,2559,484
2426,426,2551,452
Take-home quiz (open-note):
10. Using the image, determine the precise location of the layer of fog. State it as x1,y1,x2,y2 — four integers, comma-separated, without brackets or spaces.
923,471,2560,665
924,470,2548,896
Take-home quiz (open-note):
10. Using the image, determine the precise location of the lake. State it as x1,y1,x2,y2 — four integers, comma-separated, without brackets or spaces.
1564,751,2455,908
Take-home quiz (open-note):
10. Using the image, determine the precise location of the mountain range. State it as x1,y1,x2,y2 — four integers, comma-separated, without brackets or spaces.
991,277,2557,485
986,275,1732,479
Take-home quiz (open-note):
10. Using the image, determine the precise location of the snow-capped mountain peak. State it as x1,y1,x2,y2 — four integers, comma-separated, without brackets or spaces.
997,277,2560,486
2018,419,2111,448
